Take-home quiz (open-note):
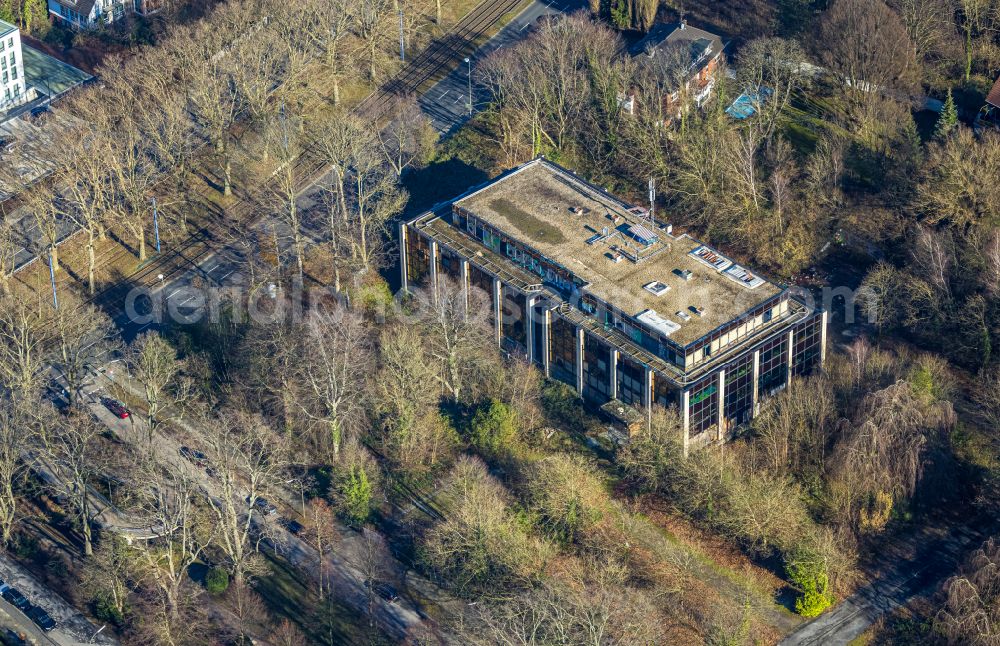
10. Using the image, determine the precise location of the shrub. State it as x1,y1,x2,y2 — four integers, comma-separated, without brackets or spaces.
522,454,608,544
786,547,834,617
93,594,125,626
421,457,552,595
470,399,519,457
340,465,373,527
205,567,230,596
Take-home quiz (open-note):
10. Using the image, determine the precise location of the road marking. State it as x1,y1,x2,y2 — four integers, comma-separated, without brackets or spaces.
439,90,450,100
219,269,236,282
521,22,530,30
135,321,153,334
167,288,182,299
178,295,195,306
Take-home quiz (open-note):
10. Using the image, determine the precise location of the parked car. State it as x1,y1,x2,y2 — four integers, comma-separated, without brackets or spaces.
26,605,55,632
366,581,399,604
100,397,130,419
246,496,277,516
179,446,207,464
3,628,27,645
2,587,28,611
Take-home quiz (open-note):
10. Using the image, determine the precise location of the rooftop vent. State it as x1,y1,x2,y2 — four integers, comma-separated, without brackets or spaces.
676,310,692,322
689,245,733,272
723,264,765,289
675,269,694,281
691,306,706,317
643,281,670,296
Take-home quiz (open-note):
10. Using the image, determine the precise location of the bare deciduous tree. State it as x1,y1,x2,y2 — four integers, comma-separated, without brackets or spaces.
203,408,289,586
125,332,191,452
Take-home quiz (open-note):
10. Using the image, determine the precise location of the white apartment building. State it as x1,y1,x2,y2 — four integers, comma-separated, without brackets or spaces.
49,0,161,28
0,21,25,111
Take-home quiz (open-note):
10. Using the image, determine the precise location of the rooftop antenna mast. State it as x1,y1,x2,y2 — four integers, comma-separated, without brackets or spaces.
648,176,656,222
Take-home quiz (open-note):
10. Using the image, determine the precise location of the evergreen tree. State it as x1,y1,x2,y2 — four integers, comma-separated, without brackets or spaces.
935,89,959,139
341,465,372,526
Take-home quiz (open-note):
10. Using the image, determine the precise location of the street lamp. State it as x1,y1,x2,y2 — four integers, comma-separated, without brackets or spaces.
464,57,472,116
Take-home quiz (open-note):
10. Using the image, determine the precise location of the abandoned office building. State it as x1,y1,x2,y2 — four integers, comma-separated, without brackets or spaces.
400,158,826,451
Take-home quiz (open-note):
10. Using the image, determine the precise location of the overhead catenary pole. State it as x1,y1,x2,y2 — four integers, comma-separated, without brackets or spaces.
152,196,161,254
648,177,655,221
399,9,405,61
464,57,472,116
48,249,58,310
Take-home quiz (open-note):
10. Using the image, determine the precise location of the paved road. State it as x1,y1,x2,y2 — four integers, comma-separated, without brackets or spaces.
0,553,114,645
417,0,581,135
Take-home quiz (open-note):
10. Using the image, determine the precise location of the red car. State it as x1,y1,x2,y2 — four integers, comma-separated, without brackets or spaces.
100,397,130,419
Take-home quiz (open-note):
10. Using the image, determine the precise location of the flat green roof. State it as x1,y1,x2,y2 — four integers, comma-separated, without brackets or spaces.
22,44,93,98
0,20,16,38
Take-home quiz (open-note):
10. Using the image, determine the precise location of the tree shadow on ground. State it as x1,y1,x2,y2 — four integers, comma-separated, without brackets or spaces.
401,157,490,218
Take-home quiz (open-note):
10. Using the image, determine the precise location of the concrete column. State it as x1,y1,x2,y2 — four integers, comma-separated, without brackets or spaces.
786,329,794,392
429,240,439,302
541,309,551,377
820,310,828,366
460,258,470,317
681,389,690,458
526,295,537,364
575,328,585,396
399,222,408,292
644,367,654,414
717,369,726,442
493,278,502,347
751,349,760,416
609,348,619,400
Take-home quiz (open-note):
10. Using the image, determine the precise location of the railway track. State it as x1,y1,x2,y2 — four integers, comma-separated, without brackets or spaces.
23,0,527,328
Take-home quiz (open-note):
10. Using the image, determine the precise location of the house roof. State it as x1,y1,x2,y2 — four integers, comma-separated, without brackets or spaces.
630,21,725,73
987,75,1000,109
50,0,99,18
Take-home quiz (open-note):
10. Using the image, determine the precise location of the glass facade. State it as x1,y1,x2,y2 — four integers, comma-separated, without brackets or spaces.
688,374,718,435
550,316,577,386
653,372,679,408
792,315,823,377
532,303,546,368
686,294,787,368
405,228,431,289
583,333,611,403
438,247,461,283
617,354,645,407
723,353,754,427
758,334,789,397
502,286,527,350
469,265,494,327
